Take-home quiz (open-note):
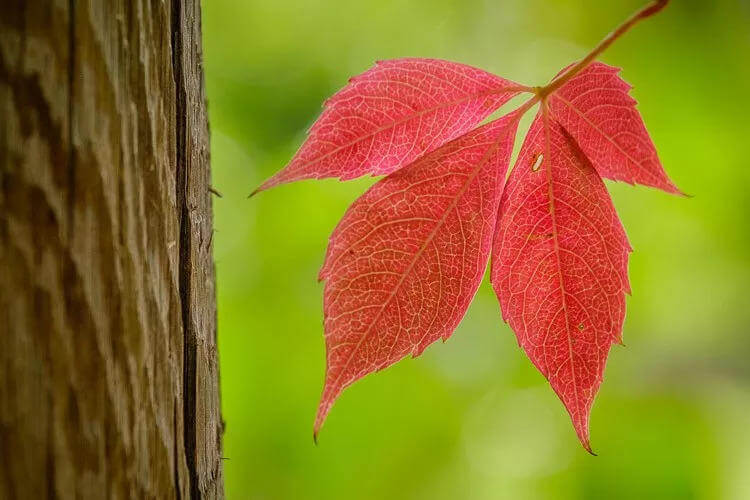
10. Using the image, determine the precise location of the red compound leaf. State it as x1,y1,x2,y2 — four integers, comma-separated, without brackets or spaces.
547,62,681,194
252,59,521,194
315,115,519,436
491,109,631,452
255,1,683,452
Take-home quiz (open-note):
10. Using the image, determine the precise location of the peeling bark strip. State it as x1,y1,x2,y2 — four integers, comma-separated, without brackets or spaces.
0,0,223,498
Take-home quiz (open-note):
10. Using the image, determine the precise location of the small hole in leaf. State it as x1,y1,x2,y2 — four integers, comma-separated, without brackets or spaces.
531,153,543,172
578,323,585,330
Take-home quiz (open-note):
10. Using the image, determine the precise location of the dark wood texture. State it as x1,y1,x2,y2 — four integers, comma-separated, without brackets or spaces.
0,0,223,497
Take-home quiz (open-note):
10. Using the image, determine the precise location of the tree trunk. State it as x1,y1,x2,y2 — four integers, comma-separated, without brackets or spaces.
0,0,223,498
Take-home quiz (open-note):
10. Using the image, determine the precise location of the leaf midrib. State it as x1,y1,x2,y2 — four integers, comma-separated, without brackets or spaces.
324,121,514,395
292,85,523,173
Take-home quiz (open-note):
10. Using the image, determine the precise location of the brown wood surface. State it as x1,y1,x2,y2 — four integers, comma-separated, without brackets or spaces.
0,0,223,497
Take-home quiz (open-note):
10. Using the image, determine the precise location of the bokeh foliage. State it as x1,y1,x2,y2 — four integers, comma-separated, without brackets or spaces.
202,1,750,498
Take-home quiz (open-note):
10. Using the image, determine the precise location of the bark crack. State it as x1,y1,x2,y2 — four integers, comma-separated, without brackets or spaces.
172,0,200,498
67,0,76,241
174,400,183,500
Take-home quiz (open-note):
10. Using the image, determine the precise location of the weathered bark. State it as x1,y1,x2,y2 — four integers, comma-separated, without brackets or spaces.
0,0,223,498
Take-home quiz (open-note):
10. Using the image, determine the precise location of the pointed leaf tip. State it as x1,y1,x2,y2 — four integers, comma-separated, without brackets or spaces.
574,414,596,455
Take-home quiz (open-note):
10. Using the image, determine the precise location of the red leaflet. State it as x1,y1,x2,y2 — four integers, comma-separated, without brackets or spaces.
548,62,681,193
490,111,631,452
316,116,518,436
252,59,520,194
254,1,681,452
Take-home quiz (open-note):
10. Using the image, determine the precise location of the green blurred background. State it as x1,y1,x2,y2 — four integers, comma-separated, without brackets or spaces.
201,1,750,498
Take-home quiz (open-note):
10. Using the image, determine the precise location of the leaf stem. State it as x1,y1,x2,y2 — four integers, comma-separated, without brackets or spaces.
512,93,541,118
491,1,668,154
537,0,669,98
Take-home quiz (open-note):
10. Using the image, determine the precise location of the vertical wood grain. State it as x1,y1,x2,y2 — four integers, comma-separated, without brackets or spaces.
0,0,223,497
